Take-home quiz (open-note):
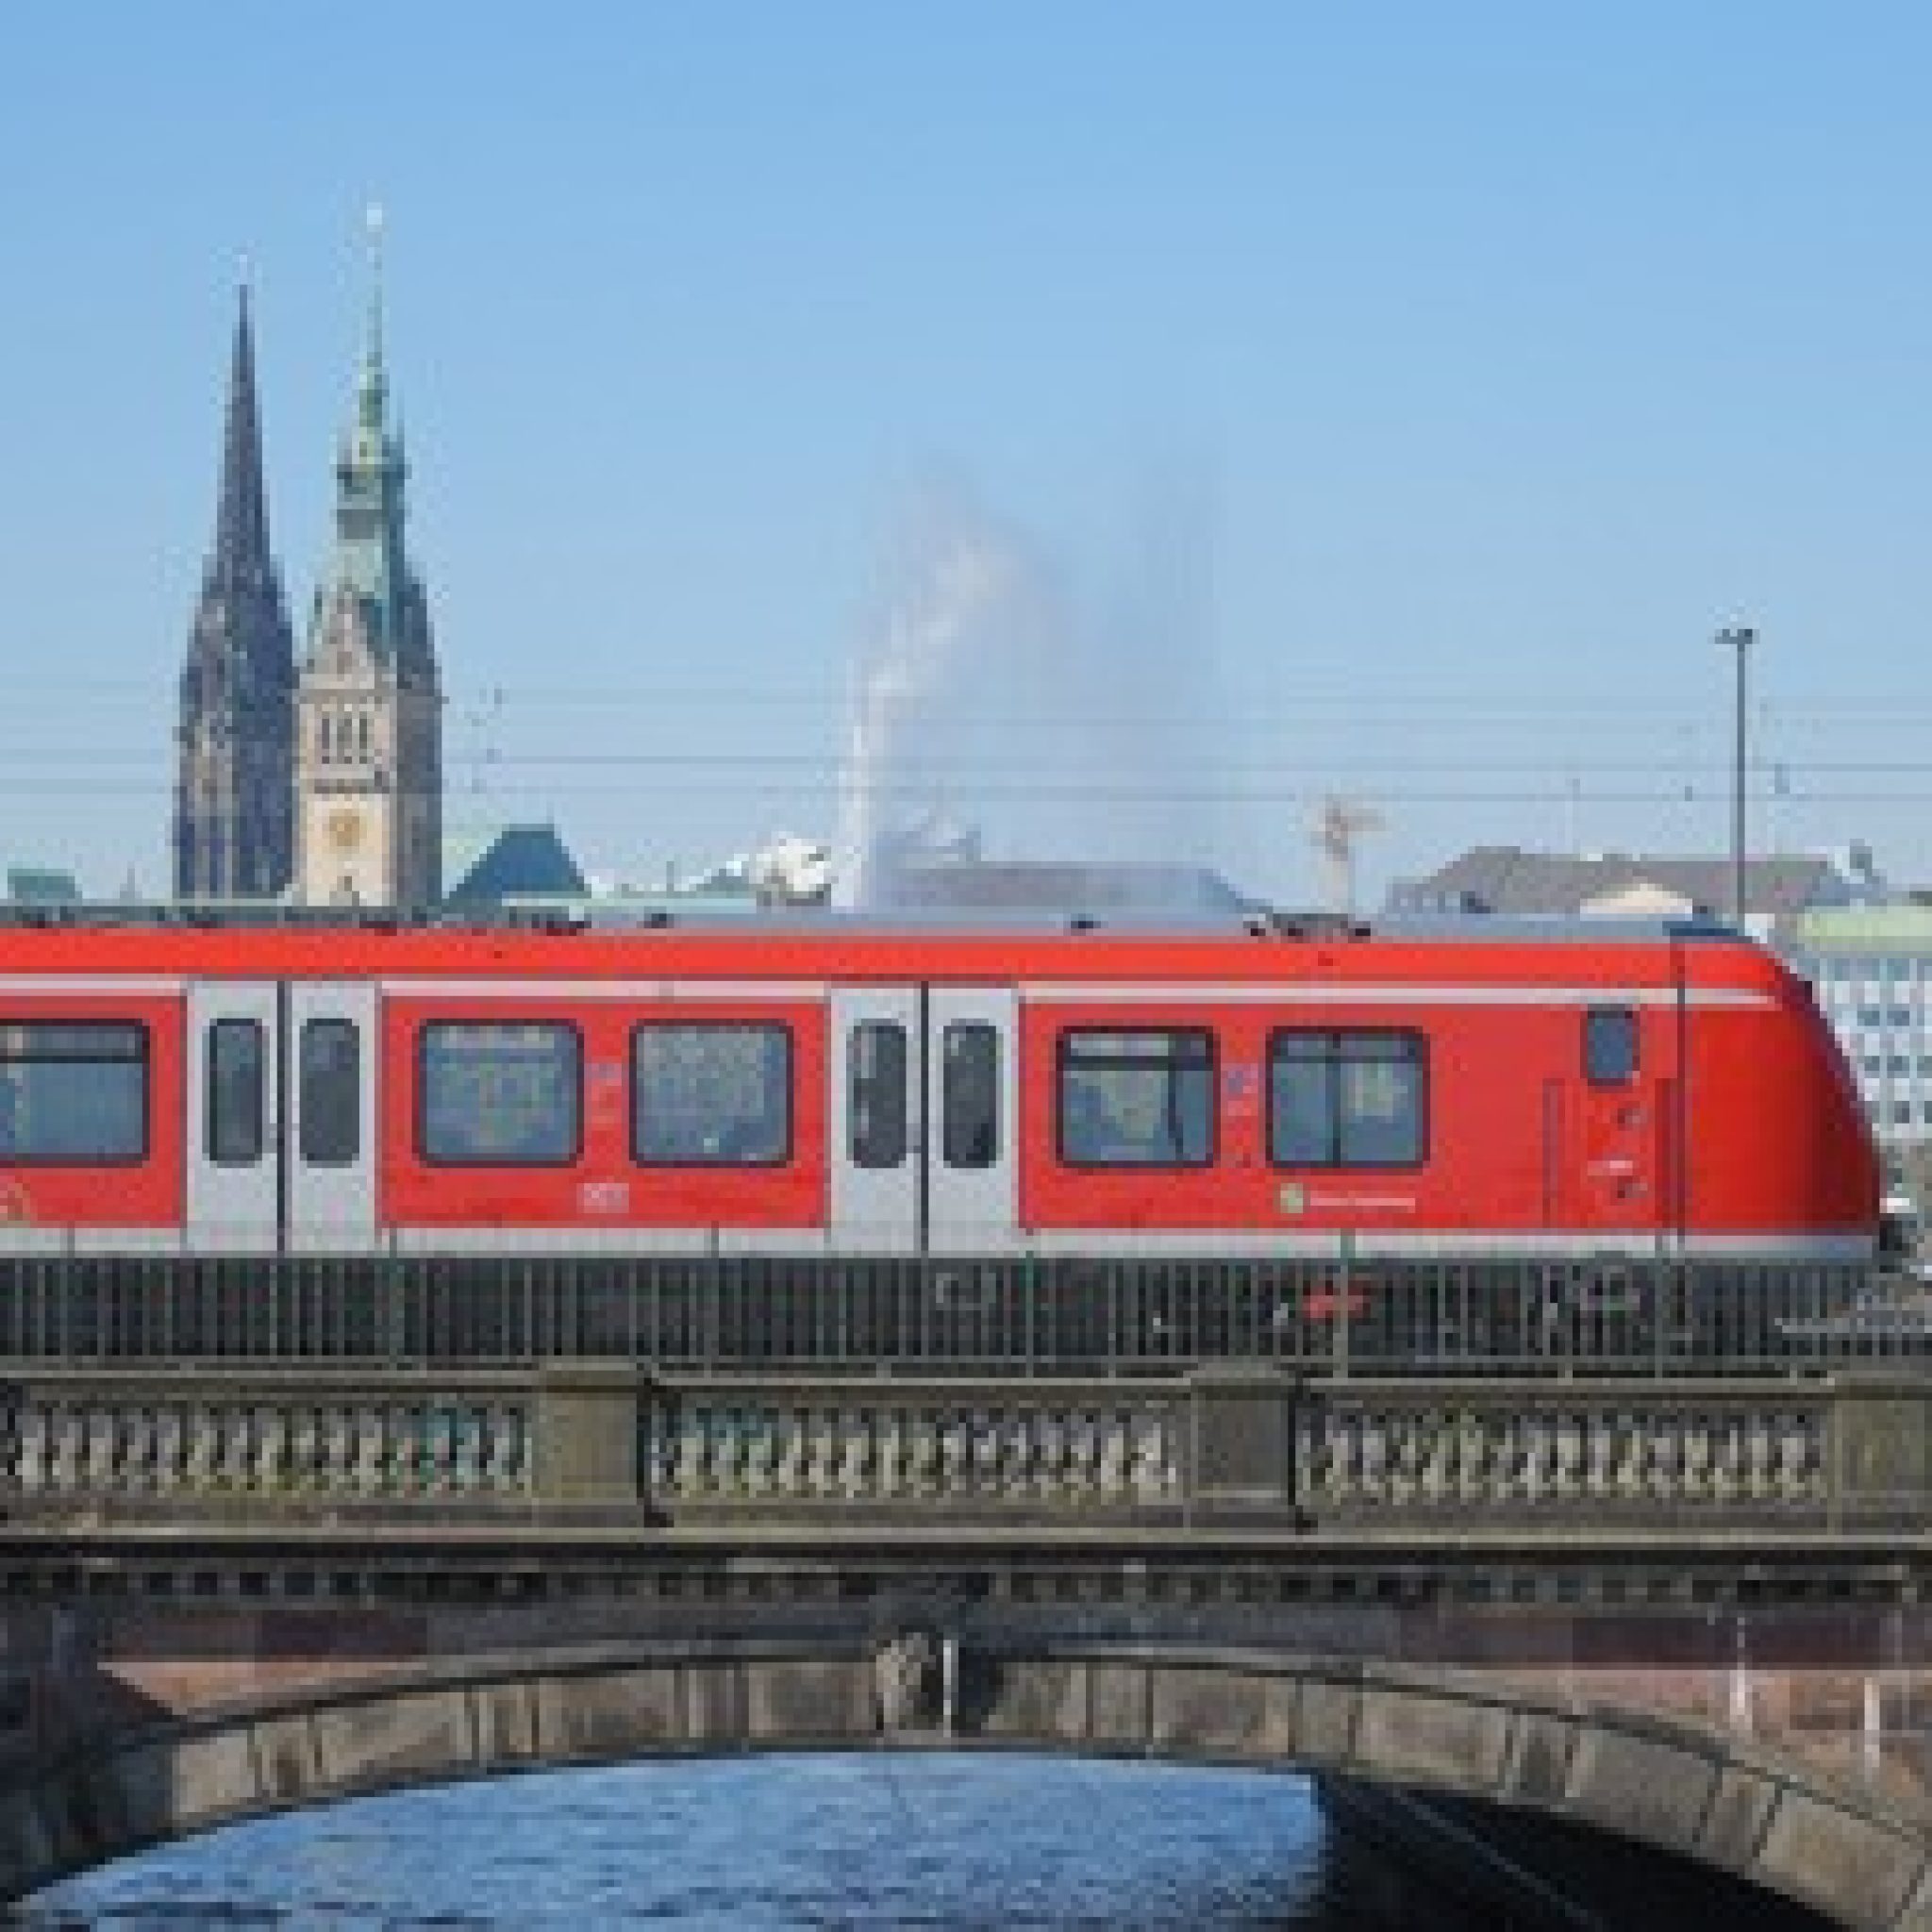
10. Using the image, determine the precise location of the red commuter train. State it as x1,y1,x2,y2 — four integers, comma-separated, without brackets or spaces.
0,908,1875,1274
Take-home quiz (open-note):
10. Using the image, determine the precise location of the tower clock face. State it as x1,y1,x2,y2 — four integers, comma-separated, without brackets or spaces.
327,808,364,855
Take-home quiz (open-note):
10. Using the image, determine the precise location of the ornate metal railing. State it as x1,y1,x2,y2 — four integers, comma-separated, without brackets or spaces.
0,1249,1913,1374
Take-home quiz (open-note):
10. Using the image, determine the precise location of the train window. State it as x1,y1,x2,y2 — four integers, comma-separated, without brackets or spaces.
420,1023,581,1165
1585,1008,1640,1087
849,1021,908,1169
207,1020,264,1166
632,1023,791,1166
0,1021,147,1164
941,1023,1000,1170
1269,1031,1424,1169
1058,1029,1213,1168
300,1020,361,1167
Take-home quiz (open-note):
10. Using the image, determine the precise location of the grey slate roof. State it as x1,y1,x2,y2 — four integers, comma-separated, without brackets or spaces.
1388,845,1843,920
443,825,587,907
880,859,1256,915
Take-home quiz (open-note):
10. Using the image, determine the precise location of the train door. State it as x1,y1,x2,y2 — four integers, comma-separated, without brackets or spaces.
1570,1002,1671,1243
286,982,379,1253
829,988,923,1256
186,981,281,1255
924,987,1019,1255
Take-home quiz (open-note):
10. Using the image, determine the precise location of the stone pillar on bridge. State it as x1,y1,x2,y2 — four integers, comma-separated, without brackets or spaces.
533,1364,641,1507
1187,1365,1298,1524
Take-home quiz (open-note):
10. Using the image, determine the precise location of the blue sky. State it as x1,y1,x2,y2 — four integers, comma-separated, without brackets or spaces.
7,3,1932,901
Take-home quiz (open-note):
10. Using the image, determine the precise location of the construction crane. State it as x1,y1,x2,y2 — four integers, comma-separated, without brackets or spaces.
1312,796,1384,916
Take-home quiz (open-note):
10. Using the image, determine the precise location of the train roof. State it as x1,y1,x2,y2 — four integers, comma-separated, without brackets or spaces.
0,902,1747,946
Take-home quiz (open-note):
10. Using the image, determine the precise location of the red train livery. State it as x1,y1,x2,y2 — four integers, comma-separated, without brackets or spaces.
0,912,1878,1262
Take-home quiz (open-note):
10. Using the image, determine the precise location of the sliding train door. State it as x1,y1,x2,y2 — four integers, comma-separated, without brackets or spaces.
829,987,923,1256
185,981,281,1255
286,981,379,1254
924,987,1019,1256
828,984,1020,1257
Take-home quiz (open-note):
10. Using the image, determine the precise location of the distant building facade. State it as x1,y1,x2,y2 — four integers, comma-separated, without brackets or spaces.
293,245,442,909
1388,844,1878,945
172,290,297,900
1794,907,1932,1205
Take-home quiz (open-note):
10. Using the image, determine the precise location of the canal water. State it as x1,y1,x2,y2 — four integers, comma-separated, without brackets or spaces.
5,1756,1827,1929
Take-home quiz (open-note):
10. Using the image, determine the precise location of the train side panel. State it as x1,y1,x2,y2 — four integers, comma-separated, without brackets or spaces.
378,992,828,1235
0,992,184,1234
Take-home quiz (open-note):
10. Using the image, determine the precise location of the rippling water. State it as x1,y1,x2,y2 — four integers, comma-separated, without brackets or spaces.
12,1757,1363,1929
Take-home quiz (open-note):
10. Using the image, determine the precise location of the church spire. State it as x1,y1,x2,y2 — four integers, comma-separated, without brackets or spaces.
357,203,387,433
211,279,273,591
175,275,297,903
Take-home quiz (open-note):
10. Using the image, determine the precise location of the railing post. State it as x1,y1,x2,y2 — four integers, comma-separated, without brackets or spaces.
533,1361,644,1507
1825,1373,1932,1528
1185,1363,1300,1525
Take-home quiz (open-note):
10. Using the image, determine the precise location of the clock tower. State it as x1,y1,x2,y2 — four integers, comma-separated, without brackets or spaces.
294,210,442,909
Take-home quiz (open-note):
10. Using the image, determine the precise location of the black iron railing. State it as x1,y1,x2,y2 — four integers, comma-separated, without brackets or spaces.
0,1250,1914,1374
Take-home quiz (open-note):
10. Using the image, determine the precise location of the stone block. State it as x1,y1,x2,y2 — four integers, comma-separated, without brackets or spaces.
251,1713,320,1802
1087,1663,1151,1748
1150,1666,1294,1762
1694,1766,1778,1875
474,1680,538,1765
1890,1861,1932,1932
535,1667,682,1760
1832,1392,1932,1506
1560,1724,1718,1855
534,1367,641,1505
683,1662,745,1745
102,1729,258,1843
1354,1689,1510,1794
312,1690,474,1792
1753,1790,1926,1929
1296,1679,1360,1769
1499,1712,1574,1808
1189,1369,1294,1510
979,1659,1086,1742
744,1659,871,1743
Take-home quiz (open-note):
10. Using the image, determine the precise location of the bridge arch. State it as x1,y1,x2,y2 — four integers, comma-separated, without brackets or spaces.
1,1640,1923,1930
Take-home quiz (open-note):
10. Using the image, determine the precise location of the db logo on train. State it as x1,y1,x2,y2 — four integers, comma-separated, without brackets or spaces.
0,1183,30,1226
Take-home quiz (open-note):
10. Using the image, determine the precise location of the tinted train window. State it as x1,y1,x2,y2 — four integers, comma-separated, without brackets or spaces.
941,1023,1000,1170
0,1022,146,1164
1269,1031,1424,1168
300,1019,361,1167
1585,1008,1639,1087
633,1023,791,1166
420,1023,581,1165
849,1021,908,1169
207,1019,264,1165
1058,1029,1213,1168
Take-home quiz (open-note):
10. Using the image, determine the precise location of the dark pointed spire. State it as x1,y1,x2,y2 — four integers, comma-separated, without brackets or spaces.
176,277,297,903
211,281,272,590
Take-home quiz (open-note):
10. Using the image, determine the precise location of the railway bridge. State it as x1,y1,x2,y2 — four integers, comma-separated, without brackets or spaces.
0,1360,1930,1925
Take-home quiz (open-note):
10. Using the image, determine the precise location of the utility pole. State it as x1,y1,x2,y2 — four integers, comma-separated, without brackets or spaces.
1716,625,1756,930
